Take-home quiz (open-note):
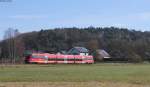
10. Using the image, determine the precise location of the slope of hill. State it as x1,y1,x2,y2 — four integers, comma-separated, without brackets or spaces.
1,27,150,62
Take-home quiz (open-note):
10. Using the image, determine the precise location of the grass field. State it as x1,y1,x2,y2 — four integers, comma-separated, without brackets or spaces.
0,63,150,87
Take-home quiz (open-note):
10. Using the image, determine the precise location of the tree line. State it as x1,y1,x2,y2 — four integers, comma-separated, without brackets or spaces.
0,27,150,63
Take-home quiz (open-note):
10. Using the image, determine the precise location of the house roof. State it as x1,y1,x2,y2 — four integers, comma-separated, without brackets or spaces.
74,47,89,53
97,49,110,58
68,47,89,54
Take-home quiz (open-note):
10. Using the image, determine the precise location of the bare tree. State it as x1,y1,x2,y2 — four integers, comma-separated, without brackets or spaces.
88,39,99,51
3,28,24,64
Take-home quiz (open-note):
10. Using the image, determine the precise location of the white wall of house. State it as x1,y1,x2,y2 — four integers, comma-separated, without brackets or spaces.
80,53,89,56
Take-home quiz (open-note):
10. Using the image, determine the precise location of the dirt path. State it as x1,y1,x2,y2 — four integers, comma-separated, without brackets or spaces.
0,82,150,87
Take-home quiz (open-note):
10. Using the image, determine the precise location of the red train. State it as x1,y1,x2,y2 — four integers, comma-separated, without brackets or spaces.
25,53,94,64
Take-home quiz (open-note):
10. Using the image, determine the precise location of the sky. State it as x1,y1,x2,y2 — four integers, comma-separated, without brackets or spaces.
0,0,150,39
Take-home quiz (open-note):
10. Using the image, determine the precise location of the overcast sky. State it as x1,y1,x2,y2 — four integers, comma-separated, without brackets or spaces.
0,0,150,39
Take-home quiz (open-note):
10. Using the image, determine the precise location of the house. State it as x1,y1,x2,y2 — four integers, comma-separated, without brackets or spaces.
96,49,110,59
93,49,110,61
68,47,89,56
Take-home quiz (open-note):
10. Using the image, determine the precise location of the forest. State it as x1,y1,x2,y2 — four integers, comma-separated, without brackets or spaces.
1,27,150,63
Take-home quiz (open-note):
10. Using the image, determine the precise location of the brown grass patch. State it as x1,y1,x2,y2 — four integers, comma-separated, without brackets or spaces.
0,82,150,87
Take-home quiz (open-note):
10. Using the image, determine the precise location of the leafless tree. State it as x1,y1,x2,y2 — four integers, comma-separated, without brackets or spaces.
3,28,24,64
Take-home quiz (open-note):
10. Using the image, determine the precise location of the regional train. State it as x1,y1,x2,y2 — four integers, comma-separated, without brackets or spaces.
25,53,94,64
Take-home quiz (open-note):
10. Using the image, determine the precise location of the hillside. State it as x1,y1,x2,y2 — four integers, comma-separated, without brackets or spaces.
1,27,150,62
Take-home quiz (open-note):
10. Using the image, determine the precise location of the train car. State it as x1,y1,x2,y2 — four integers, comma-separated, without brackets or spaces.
26,53,94,64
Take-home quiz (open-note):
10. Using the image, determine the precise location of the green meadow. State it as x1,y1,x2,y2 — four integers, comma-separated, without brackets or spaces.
0,63,150,87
